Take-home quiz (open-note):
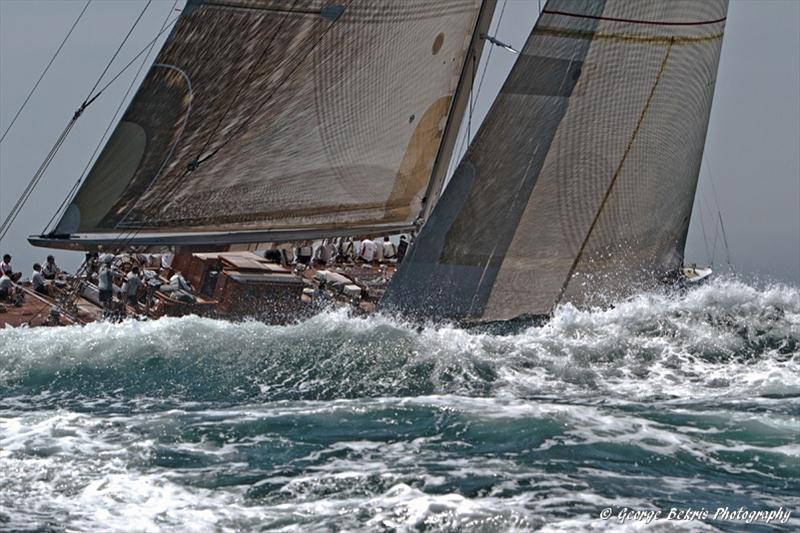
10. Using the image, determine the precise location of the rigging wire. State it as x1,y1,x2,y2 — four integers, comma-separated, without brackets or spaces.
0,0,91,145
448,0,509,178
466,51,476,152
696,188,711,265
0,120,77,243
695,157,717,265
701,149,733,270
44,0,180,235
84,0,152,102
30,1,182,322
718,210,733,270
710,210,719,266
0,0,154,245
699,181,718,264
86,11,182,104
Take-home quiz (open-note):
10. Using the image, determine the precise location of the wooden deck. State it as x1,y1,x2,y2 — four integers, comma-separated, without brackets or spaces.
0,288,67,328
0,285,104,328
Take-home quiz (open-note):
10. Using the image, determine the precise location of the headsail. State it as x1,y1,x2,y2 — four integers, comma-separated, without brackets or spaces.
382,0,728,321
37,0,485,248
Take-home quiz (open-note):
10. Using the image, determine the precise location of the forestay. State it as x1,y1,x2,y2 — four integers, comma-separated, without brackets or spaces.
43,0,484,246
382,0,728,321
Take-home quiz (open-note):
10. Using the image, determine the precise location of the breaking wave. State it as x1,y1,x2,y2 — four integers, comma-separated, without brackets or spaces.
1,277,798,405
1,277,798,532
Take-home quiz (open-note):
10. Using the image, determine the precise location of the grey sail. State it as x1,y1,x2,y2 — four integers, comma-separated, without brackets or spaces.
36,0,488,249
382,0,728,321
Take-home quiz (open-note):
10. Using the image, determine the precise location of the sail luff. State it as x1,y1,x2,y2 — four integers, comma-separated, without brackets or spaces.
418,0,497,225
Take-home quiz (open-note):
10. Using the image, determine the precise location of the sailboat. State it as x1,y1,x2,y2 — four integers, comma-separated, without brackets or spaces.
16,0,727,326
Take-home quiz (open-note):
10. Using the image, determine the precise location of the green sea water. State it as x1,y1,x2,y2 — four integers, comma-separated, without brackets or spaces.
0,278,797,532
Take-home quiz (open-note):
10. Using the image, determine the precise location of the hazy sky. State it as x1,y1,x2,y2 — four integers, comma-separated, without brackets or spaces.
1,0,798,283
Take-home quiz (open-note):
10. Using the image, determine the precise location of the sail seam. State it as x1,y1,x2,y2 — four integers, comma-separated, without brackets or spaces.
118,200,413,228
202,1,476,21
200,2,319,16
553,39,675,312
542,9,726,27
536,26,723,45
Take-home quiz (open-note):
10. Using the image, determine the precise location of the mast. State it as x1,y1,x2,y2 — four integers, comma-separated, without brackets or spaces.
419,0,497,225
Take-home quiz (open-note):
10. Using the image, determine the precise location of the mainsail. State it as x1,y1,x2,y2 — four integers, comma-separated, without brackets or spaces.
36,0,490,248
382,0,728,321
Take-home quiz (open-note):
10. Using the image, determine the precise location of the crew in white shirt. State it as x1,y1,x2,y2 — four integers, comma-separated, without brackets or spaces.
359,238,377,262
31,263,48,295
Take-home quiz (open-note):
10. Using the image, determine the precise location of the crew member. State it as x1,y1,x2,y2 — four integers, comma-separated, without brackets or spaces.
42,255,60,280
97,257,117,315
263,248,283,264
338,238,355,263
315,240,335,265
0,254,20,282
382,237,397,261
313,280,334,309
0,254,12,276
296,244,313,265
359,238,376,263
122,266,143,313
0,271,14,301
31,263,48,295
169,271,193,292
80,252,99,277
397,235,410,263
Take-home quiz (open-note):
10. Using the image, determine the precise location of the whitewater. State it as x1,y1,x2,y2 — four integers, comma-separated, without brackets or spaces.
0,278,797,532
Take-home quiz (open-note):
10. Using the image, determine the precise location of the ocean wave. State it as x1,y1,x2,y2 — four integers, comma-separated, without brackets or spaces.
0,278,797,405
2,395,797,532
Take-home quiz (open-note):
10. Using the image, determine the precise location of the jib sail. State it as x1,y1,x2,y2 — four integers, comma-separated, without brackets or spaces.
382,0,728,321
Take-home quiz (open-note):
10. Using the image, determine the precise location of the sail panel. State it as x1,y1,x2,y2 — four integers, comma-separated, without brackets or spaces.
382,0,728,321
53,0,482,240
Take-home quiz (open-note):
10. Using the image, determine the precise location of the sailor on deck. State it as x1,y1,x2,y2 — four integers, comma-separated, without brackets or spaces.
31,263,48,295
163,271,196,303
1,254,12,276
97,257,117,314
169,272,192,292
42,255,60,280
296,244,313,265
338,237,355,262
122,266,143,314
397,235,410,263
0,272,14,301
382,237,397,261
81,252,99,278
359,238,377,263
1,254,20,282
315,240,336,265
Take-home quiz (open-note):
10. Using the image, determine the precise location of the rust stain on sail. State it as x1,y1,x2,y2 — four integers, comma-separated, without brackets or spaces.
382,95,452,222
